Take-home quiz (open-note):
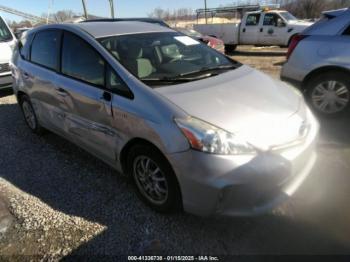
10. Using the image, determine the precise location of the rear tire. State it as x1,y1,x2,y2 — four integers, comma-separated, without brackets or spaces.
127,144,182,213
225,44,237,54
306,71,350,117
19,95,45,135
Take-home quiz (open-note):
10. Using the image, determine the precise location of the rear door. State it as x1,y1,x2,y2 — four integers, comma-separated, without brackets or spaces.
57,31,117,161
21,29,65,132
240,13,261,45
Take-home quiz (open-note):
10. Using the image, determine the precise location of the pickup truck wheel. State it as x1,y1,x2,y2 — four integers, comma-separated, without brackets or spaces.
20,95,45,135
306,72,350,117
225,44,237,54
127,144,182,213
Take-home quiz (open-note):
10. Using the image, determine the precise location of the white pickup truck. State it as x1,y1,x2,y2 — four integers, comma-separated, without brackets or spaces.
0,15,15,89
194,10,312,51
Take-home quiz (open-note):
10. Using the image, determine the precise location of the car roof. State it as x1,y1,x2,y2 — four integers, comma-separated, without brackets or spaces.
303,8,350,35
74,21,174,38
31,21,174,39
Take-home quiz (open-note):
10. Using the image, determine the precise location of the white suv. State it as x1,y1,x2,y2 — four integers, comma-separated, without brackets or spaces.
0,16,15,89
281,8,350,117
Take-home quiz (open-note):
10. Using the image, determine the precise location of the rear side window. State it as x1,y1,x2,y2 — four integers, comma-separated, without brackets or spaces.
61,32,105,87
343,25,350,35
246,14,261,26
31,30,61,70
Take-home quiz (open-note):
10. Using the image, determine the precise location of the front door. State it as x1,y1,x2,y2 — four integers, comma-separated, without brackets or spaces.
258,13,287,46
57,31,117,161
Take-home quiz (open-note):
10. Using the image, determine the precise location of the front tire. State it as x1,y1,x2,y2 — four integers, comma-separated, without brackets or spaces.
19,95,44,135
306,72,350,117
127,144,182,213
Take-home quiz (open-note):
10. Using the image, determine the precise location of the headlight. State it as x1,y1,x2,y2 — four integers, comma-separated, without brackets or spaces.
175,117,256,155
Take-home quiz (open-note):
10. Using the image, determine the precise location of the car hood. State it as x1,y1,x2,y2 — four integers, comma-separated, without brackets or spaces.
288,20,313,27
0,42,13,64
156,66,306,149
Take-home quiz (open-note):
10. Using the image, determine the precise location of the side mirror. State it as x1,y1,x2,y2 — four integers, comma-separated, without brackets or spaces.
277,19,286,27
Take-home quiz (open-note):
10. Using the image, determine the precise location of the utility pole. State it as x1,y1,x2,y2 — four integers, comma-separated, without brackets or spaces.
82,0,88,20
47,0,54,24
109,0,115,18
109,0,115,19
204,0,208,24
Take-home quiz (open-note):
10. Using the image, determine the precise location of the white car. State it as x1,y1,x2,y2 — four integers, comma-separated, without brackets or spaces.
0,15,15,89
281,8,350,117
194,9,312,52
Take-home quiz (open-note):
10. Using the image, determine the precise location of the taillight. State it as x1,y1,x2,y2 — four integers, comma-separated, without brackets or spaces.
286,35,308,60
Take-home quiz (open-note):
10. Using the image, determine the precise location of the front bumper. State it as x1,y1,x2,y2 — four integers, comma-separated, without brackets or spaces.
168,112,319,217
0,73,12,89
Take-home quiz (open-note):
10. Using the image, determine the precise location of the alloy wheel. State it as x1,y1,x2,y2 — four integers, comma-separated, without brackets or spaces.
311,80,349,114
133,156,169,205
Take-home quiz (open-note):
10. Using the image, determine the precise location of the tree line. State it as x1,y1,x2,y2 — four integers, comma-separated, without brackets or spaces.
148,0,350,20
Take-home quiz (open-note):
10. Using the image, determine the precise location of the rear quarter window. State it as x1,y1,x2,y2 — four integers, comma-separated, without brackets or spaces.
19,33,34,60
30,30,61,70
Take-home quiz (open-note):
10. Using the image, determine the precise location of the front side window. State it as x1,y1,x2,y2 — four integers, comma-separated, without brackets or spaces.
0,17,13,42
31,30,60,70
62,32,105,86
99,32,240,87
246,14,261,26
263,14,279,26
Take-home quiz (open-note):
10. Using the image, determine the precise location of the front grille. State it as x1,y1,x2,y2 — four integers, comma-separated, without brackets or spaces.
0,63,10,73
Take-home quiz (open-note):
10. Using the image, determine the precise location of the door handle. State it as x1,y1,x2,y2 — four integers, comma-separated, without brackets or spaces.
242,28,246,33
260,28,263,32
56,87,68,97
23,72,30,79
101,91,112,102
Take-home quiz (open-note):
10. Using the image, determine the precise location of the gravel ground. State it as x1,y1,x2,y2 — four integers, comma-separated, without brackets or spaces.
0,50,350,259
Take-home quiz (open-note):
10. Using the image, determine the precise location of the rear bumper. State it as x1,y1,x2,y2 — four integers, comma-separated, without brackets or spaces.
168,112,319,217
0,74,12,89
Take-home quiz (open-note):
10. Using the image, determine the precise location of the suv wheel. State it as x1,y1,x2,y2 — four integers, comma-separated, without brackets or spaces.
127,144,182,213
306,72,350,117
20,95,44,134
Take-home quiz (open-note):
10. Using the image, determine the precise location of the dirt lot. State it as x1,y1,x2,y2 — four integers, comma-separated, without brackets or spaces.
0,48,350,260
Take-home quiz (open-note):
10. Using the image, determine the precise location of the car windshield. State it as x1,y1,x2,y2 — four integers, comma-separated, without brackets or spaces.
280,12,297,21
98,32,240,87
0,17,13,42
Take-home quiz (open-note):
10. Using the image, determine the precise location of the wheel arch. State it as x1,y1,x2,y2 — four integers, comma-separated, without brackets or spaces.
16,90,27,104
302,66,350,90
119,137,168,175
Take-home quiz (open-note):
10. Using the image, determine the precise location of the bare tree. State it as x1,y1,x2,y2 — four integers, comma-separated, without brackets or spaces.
52,10,76,23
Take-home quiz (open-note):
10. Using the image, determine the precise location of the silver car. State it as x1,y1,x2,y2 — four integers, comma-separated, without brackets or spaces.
12,21,319,217
281,8,350,117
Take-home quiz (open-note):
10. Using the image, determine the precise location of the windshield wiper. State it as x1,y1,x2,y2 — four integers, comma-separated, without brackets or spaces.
177,64,238,78
141,73,218,84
